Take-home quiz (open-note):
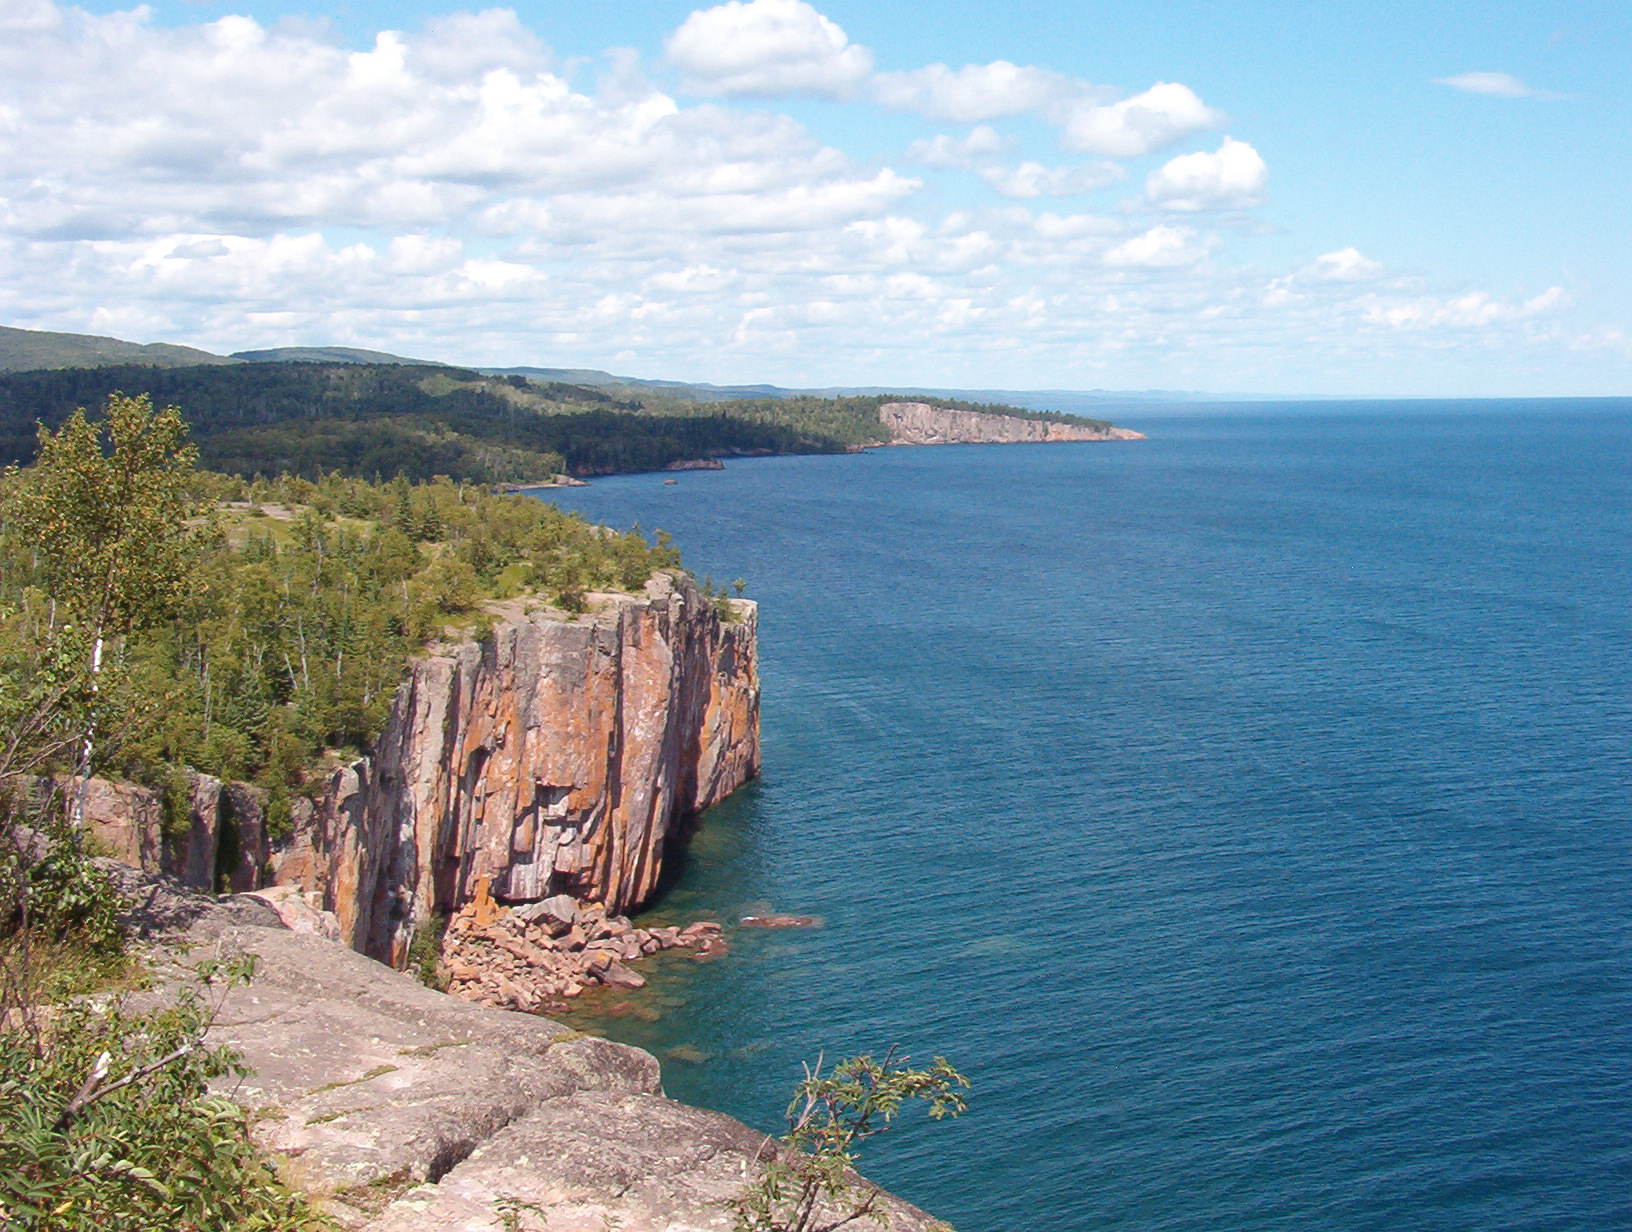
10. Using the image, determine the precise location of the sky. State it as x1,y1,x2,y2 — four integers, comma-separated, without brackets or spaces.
1,0,1629,396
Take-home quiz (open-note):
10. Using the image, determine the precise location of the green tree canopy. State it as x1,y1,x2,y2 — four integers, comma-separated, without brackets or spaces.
2,392,199,640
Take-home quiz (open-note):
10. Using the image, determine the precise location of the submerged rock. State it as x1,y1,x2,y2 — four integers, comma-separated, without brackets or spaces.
739,913,821,929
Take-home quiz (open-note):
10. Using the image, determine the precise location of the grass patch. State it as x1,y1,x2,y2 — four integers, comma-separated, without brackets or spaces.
303,1063,399,1098
331,1167,418,1217
395,1039,468,1059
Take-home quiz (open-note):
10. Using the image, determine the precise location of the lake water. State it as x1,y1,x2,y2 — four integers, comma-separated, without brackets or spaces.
538,400,1632,1232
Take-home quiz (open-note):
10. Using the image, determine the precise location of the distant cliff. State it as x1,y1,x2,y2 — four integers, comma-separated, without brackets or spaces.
78,572,760,967
880,400,1146,444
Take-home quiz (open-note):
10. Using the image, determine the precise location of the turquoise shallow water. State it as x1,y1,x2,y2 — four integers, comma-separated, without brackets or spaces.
540,401,1632,1232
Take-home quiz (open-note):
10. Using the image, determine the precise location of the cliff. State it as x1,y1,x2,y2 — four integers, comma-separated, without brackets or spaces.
79,572,760,968
313,571,759,964
880,400,1146,444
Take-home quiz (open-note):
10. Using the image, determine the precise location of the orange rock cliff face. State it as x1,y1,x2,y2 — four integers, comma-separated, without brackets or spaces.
315,573,759,964
78,572,759,968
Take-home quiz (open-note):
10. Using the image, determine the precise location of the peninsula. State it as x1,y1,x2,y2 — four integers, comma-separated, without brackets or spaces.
0,324,1144,484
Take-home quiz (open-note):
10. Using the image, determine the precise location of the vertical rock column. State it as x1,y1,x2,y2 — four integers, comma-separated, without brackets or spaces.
314,573,760,965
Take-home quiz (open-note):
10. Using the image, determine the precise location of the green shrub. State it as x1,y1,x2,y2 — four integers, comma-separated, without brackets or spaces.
20,833,122,955
0,958,333,1231
407,915,449,991
735,1050,968,1232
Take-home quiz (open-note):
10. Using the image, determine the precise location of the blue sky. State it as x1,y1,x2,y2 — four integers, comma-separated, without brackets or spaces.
1,0,1627,395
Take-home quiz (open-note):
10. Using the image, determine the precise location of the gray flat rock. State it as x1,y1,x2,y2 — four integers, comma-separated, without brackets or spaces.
135,888,948,1231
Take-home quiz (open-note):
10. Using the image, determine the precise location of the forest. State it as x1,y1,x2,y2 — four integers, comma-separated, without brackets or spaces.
0,361,1111,482
0,395,692,843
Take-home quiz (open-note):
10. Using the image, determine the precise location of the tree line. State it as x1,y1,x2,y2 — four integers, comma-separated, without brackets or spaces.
0,361,1112,483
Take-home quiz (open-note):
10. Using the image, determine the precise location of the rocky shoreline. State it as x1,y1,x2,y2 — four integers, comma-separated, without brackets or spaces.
879,400,1146,444
440,888,727,1012
104,864,948,1232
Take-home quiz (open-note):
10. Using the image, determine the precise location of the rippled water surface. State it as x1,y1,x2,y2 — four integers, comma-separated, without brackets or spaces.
539,402,1632,1232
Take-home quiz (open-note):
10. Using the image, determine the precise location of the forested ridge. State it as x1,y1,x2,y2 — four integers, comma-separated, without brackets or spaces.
0,361,1113,483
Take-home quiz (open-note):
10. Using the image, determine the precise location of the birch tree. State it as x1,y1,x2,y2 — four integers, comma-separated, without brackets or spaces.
0,393,199,823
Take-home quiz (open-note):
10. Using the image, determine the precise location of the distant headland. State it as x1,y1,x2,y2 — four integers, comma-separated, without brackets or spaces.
0,324,1144,484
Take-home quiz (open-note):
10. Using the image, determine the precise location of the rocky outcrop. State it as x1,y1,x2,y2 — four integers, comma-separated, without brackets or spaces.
880,400,1146,444
70,775,164,872
114,872,947,1232
32,771,246,893
308,572,758,966
438,890,727,1012
66,572,759,971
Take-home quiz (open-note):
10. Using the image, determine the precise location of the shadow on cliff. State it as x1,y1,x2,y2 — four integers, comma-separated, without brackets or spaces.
638,777,768,918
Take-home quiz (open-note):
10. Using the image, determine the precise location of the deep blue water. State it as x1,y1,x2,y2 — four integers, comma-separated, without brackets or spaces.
539,401,1632,1232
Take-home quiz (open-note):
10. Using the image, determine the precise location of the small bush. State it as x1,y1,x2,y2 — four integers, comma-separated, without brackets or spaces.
0,957,333,1231
407,915,448,991
735,1050,968,1232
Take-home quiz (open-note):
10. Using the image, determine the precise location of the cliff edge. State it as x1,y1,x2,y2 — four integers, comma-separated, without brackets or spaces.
312,571,760,965
75,571,760,969
880,400,1145,445
112,867,947,1232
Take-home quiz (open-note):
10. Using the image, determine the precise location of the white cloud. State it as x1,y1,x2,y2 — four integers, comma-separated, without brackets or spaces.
877,72,1220,157
1570,325,1632,356
665,0,872,98
979,161,1123,199
1366,285,1566,329
1307,247,1383,282
1103,224,1206,268
906,128,1118,199
906,125,1010,168
0,0,60,35
1058,82,1223,156
1145,136,1267,211
0,0,1606,393
1433,72,1559,99
872,60,1082,122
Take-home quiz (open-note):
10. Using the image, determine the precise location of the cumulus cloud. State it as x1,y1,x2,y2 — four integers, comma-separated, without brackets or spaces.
1307,247,1383,282
1434,72,1559,99
1366,285,1566,329
0,2,919,245
1103,224,1206,268
0,0,1599,391
905,125,1010,168
1058,82,1223,156
1145,136,1267,211
665,0,872,98
872,60,1083,122
662,2,1223,159
906,128,1118,199
878,71,1219,156
979,161,1123,199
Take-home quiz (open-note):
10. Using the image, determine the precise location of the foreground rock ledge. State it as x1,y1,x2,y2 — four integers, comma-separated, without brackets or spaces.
123,870,947,1232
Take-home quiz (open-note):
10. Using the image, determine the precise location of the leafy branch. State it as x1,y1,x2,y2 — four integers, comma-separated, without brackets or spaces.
735,1049,969,1232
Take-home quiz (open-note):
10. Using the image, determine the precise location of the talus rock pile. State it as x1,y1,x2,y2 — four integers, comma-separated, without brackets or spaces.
440,889,727,1012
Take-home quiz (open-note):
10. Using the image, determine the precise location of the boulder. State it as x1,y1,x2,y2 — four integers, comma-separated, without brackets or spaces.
513,893,579,932
245,884,343,942
602,962,647,990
